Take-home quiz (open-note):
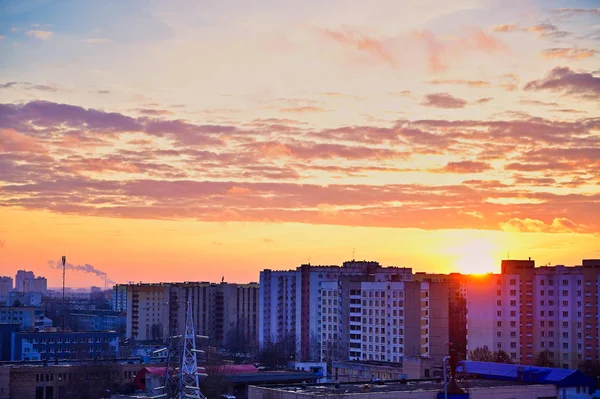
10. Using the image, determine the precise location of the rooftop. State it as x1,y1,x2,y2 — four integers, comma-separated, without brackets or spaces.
268,378,545,395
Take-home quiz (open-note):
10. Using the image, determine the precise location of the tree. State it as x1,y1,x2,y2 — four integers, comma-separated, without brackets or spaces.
469,346,513,363
494,349,513,364
200,349,228,399
469,346,494,362
579,360,600,378
534,350,554,367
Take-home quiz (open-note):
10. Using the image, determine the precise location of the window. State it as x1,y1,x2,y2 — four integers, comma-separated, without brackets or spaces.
510,290,516,296
497,311,502,317
497,321,502,327
497,300,502,306
510,300,516,307
510,279,516,285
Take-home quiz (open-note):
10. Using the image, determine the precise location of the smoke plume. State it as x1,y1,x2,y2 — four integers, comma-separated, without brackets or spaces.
48,259,115,284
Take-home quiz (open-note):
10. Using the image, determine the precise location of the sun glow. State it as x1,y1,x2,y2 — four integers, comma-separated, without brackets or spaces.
449,237,499,275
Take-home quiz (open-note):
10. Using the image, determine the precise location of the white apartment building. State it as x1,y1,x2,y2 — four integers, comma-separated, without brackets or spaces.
320,280,449,364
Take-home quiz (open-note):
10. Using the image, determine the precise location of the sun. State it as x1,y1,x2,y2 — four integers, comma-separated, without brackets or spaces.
450,237,499,275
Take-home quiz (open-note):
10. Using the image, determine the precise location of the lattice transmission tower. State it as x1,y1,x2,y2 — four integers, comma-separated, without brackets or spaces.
152,290,208,399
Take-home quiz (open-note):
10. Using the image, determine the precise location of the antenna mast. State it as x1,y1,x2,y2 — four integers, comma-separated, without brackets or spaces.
61,256,66,331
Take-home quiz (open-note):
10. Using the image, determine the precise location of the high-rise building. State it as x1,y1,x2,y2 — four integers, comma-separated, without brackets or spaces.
466,259,600,369
15,270,34,292
259,260,450,362
121,281,259,350
320,279,449,364
32,277,47,293
14,271,47,293
112,284,127,312
0,276,13,303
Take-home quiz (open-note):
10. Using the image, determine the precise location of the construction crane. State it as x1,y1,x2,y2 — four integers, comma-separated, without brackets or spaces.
150,290,208,399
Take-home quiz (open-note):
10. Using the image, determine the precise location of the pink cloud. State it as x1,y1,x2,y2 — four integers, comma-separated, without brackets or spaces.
0,128,47,153
541,48,597,60
499,217,585,233
422,93,467,109
25,30,53,40
317,27,397,68
524,67,600,99
437,161,493,174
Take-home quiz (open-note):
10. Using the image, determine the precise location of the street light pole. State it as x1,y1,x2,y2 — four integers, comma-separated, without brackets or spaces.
61,256,66,331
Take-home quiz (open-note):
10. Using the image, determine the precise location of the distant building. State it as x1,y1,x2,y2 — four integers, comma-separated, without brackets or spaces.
120,281,259,350
32,277,47,293
11,330,120,361
0,276,13,303
6,291,42,307
90,286,101,293
66,310,125,333
0,306,45,330
14,270,47,293
112,284,127,312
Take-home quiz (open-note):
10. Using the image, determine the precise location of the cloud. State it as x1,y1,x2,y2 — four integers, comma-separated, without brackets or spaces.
437,160,493,174
499,73,519,91
280,106,326,113
541,48,597,60
82,38,111,44
0,240,5,249
552,8,600,17
475,97,493,104
499,217,585,233
519,99,559,107
263,238,275,243
317,27,397,67
0,129,47,153
427,79,491,88
0,82,59,92
422,93,467,108
25,30,53,40
524,67,600,99
0,100,598,233
493,23,571,39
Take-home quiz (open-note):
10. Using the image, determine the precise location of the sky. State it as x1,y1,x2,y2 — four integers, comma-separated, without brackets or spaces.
0,0,599,287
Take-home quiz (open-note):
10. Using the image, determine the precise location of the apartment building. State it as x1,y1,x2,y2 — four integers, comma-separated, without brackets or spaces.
0,306,45,330
320,280,448,364
10,331,119,361
0,276,13,303
259,260,427,362
122,281,259,350
467,259,600,369
112,284,127,312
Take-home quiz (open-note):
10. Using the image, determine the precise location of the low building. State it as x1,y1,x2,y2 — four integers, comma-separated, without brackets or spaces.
11,331,119,361
332,357,435,381
66,310,126,333
248,380,559,399
6,291,42,307
459,361,595,397
3,360,151,399
0,306,45,330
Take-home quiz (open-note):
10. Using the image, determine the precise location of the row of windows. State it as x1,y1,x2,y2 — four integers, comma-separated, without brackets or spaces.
24,337,112,344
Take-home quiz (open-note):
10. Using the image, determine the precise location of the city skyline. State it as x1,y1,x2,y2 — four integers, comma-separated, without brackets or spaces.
1,0,599,287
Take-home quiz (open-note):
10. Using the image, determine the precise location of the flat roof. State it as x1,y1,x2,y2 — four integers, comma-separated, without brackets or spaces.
267,379,546,394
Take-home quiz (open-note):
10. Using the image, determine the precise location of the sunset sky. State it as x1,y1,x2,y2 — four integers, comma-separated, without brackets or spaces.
0,0,599,287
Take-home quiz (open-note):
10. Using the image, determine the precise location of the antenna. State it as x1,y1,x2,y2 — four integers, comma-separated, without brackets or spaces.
61,256,66,331
507,251,510,260
352,248,355,260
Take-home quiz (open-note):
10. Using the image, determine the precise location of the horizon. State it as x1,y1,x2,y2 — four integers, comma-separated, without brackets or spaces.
1,0,599,287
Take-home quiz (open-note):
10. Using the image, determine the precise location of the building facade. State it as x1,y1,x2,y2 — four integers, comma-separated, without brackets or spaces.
467,259,600,369
11,331,119,361
66,310,126,333
259,260,453,363
122,281,259,350
0,306,45,330
0,276,13,303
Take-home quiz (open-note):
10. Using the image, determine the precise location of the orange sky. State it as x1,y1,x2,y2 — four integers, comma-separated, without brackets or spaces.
0,1,599,287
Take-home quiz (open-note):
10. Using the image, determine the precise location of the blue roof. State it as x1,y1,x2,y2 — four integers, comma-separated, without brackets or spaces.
457,361,595,392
